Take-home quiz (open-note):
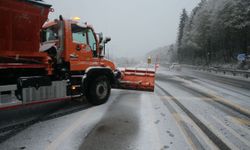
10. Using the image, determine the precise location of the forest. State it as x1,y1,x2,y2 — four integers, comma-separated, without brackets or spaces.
176,0,250,66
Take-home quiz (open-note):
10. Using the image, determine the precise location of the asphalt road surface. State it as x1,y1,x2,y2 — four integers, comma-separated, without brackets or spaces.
0,67,249,150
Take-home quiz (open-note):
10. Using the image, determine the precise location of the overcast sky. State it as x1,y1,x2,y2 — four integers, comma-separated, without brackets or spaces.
44,0,200,58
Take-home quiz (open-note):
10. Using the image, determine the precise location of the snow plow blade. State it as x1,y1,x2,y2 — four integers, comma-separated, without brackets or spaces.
117,68,155,92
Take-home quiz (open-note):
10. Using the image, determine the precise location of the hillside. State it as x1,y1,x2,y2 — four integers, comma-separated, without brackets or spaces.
146,45,177,64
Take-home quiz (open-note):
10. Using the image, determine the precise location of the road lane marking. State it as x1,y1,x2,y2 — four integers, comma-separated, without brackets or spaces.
166,76,250,117
198,116,239,150
237,118,250,125
166,98,219,150
180,114,219,150
158,95,201,150
158,95,212,101
227,116,250,138
213,116,250,148
156,83,231,150
212,95,250,116
171,113,197,150
157,73,250,149
229,116,250,128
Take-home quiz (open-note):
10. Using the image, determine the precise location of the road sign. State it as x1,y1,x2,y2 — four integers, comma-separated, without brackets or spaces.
147,57,152,64
237,54,246,61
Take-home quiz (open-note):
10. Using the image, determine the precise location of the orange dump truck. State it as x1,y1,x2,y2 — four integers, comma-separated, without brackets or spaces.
0,0,155,110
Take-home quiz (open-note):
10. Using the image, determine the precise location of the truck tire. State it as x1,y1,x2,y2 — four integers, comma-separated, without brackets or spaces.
86,76,111,105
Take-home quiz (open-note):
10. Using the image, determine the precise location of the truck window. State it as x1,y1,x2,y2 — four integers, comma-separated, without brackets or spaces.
87,29,97,52
41,26,58,42
71,24,87,45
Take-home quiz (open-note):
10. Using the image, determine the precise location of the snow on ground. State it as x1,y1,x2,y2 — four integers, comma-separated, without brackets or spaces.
1,67,249,150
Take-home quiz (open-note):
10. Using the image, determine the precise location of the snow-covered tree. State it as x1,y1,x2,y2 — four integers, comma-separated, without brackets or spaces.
177,9,188,62
175,0,250,65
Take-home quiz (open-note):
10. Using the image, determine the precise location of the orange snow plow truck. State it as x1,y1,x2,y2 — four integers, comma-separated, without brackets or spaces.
0,0,155,110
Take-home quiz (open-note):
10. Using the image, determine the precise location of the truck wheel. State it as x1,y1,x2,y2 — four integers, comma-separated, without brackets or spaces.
86,76,111,105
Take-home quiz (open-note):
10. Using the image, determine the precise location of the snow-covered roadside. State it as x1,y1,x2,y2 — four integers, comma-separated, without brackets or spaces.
180,64,250,81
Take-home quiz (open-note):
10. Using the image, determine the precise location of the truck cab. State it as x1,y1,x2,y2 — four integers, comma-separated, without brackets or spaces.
41,19,115,73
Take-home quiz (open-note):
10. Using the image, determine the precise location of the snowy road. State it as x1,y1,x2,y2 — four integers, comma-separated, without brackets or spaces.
0,67,249,150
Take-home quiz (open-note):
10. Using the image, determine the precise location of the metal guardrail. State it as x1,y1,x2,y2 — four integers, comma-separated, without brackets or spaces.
182,64,250,79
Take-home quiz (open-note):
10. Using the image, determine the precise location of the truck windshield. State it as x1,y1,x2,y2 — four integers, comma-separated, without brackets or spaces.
41,26,58,42
71,24,87,45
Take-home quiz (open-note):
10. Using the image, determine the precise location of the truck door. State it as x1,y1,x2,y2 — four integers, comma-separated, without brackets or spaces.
70,24,93,70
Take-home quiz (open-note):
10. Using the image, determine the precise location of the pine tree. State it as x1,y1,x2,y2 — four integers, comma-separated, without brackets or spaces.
177,9,188,62
174,0,250,65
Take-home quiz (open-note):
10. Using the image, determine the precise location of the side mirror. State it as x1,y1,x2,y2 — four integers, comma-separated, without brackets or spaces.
97,33,103,44
98,44,104,57
104,37,111,44
99,44,104,51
